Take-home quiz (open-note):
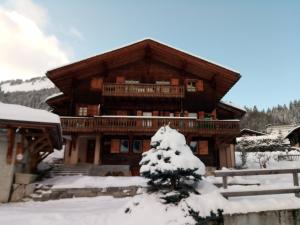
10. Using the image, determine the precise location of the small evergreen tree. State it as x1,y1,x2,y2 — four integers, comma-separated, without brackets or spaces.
139,125,205,203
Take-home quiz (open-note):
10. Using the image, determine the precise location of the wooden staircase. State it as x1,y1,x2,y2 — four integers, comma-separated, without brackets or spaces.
50,164,92,177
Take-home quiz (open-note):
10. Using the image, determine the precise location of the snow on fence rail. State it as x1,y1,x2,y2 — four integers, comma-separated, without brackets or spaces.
214,168,300,198
278,154,300,161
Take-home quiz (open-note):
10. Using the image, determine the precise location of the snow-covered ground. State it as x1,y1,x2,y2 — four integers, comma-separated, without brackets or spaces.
1,150,300,225
41,176,148,189
1,179,300,225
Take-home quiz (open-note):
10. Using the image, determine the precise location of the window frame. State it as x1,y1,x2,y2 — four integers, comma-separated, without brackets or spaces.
133,139,143,153
120,139,129,153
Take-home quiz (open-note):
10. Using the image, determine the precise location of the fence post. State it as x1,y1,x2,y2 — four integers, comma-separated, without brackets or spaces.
223,176,228,189
293,172,300,197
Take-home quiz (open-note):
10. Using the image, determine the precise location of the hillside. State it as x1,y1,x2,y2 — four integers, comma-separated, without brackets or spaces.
0,76,299,131
0,77,59,110
241,103,300,132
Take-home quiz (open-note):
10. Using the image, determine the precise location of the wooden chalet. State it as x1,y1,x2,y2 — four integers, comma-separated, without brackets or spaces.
46,39,245,175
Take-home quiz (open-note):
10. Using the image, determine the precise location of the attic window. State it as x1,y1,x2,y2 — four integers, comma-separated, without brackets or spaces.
78,107,88,116
186,80,197,92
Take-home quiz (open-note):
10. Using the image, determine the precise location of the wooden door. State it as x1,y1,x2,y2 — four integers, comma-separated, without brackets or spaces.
86,140,95,163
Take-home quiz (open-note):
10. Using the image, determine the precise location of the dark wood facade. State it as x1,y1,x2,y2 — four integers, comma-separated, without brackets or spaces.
46,39,245,174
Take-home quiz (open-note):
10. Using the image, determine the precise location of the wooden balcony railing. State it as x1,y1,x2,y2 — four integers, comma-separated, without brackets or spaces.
60,116,240,135
102,83,185,98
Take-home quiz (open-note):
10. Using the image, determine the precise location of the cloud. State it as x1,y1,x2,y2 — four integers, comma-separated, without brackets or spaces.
0,0,69,81
69,26,84,40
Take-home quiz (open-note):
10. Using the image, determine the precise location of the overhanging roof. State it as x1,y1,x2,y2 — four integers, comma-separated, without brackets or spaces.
46,39,241,101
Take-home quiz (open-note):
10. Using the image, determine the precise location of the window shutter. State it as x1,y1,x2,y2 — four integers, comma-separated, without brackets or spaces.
198,111,205,119
198,141,209,155
116,76,125,84
88,105,98,116
90,78,103,91
211,109,217,120
152,111,159,116
111,139,120,153
171,78,179,86
143,140,151,152
196,80,204,92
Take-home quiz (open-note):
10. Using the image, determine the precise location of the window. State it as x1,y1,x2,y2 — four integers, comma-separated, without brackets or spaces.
120,139,129,153
156,81,170,85
125,80,140,84
111,139,120,153
142,112,152,127
189,141,197,153
78,107,88,116
188,113,197,128
133,140,143,153
186,80,197,92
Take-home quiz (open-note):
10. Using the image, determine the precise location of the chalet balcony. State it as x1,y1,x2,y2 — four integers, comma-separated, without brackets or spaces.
60,116,240,135
102,83,185,98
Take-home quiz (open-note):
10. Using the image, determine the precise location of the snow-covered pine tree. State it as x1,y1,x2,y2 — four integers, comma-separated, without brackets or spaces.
139,125,205,203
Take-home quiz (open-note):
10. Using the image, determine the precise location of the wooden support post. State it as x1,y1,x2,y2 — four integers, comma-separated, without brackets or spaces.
94,135,101,165
223,176,228,189
70,136,79,165
6,128,15,164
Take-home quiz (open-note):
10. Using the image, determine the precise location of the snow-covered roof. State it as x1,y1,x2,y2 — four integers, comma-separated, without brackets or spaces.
240,128,266,136
237,134,286,142
45,92,64,102
0,102,60,124
265,124,300,139
285,126,300,139
219,100,246,112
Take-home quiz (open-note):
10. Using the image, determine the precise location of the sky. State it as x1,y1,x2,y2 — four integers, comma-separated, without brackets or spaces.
0,0,299,110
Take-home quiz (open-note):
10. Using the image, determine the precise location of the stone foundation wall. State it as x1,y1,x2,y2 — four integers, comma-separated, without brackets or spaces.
224,209,300,225
0,130,14,203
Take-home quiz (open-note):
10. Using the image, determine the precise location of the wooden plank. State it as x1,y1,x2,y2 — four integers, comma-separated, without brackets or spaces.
221,187,300,198
215,168,300,177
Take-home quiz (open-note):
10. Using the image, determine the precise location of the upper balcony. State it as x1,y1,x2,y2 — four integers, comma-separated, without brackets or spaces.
102,83,185,98
60,116,240,136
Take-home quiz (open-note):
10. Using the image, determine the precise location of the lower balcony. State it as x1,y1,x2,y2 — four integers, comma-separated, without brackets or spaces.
60,116,240,136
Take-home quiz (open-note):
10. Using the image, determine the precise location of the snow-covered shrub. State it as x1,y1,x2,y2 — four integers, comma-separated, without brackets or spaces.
236,135,292,152
139,125,205,203
255,152,271,168
239,149,248,168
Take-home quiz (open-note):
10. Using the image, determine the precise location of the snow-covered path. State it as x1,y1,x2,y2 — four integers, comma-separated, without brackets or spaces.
0,196,130,225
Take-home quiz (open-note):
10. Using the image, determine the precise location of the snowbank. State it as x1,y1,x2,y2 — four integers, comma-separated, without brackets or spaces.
0,102,60,124
40,176,148,189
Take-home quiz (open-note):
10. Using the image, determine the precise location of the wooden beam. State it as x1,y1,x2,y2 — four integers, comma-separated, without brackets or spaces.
221,187,300,198
6,128,15,164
